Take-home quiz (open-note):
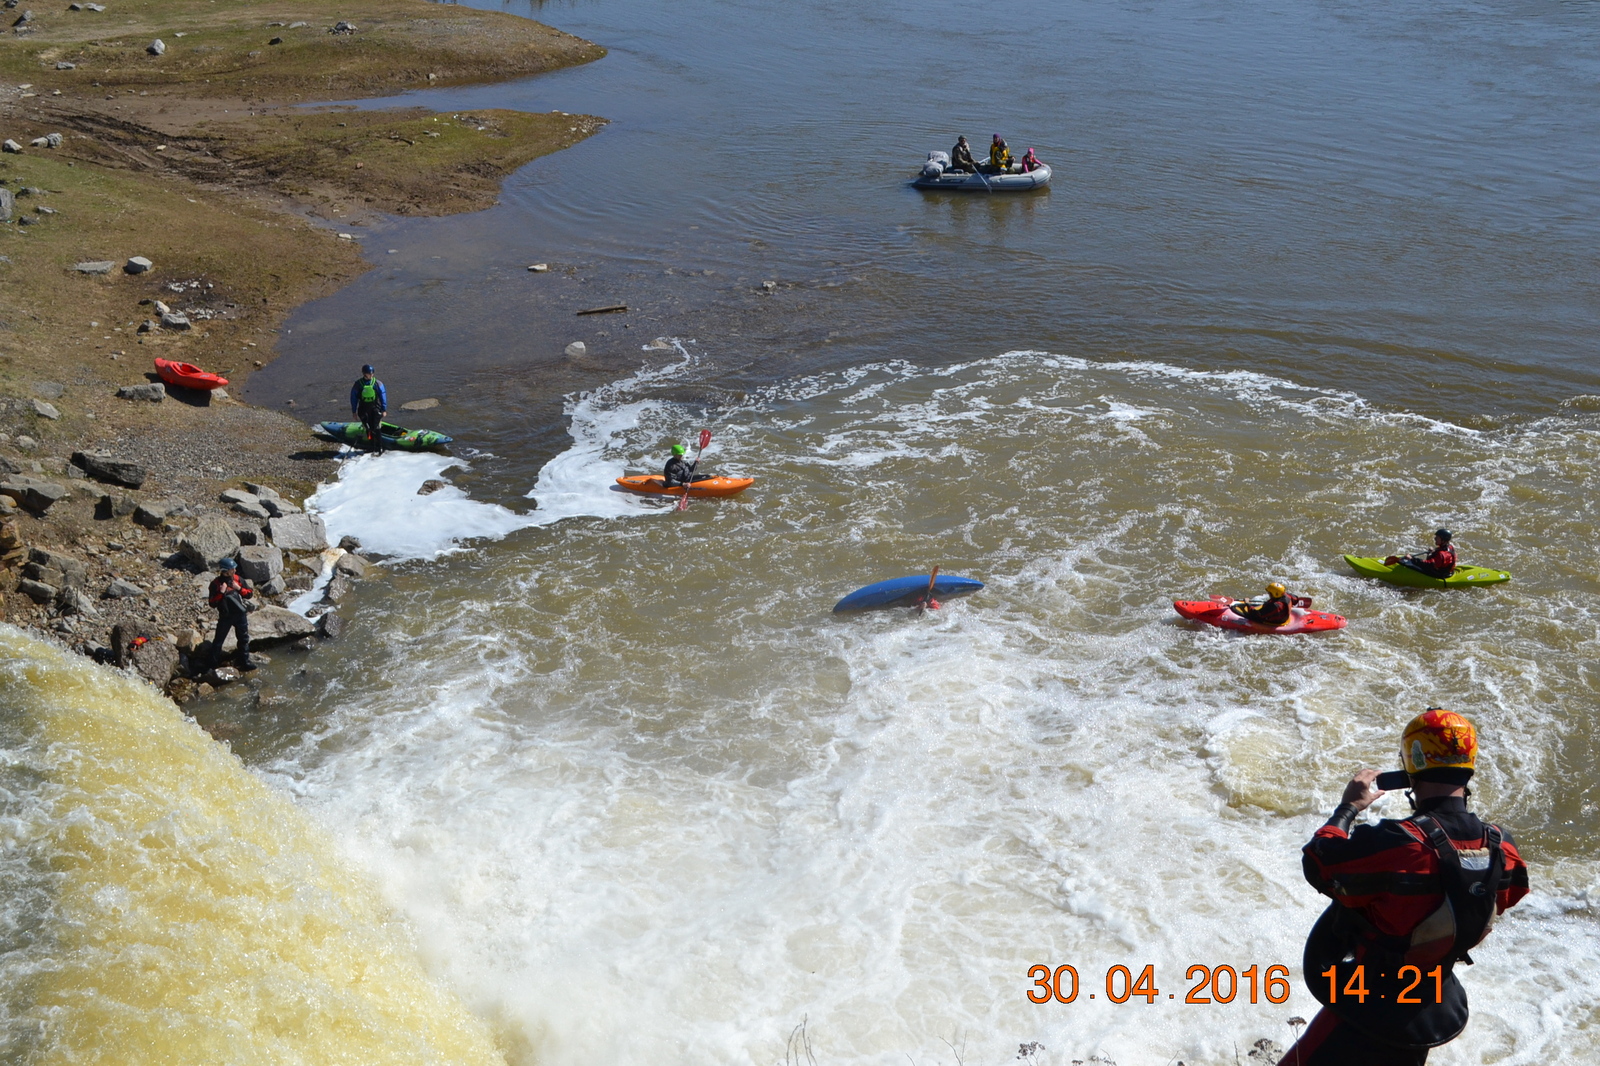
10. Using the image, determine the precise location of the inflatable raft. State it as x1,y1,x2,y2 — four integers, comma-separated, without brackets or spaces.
316,420,453,451
615,475,754,498
1343,555,1510,588
1173,597,1347,634
912,151,1051,191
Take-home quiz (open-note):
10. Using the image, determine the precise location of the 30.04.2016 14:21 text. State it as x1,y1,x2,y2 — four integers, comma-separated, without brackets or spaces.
1027,964,1293,1005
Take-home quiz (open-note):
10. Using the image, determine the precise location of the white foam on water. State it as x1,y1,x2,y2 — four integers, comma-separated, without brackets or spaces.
270,350,1600,1066
306,451,535,562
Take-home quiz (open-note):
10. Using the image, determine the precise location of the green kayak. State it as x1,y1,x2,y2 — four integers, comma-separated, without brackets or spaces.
1343,555,1510,589
317,420,453,451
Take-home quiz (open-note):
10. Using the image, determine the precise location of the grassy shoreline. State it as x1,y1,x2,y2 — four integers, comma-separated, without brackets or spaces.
0,0,606,692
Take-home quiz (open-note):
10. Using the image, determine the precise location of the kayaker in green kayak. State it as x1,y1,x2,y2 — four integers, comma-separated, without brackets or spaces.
1230,581,1312,627
1385,529,1456,579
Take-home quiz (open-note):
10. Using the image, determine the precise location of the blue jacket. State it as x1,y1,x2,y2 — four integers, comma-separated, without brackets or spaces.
350,377,387,414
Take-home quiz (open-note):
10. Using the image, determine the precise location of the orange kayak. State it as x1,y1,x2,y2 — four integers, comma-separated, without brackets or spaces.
616,475,755,498
154,358,229,390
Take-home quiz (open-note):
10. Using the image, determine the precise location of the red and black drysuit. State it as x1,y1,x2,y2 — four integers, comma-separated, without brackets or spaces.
207,571,254,667
1279,796,1529,1066
1400,545,1456,579
1231,593,1310,626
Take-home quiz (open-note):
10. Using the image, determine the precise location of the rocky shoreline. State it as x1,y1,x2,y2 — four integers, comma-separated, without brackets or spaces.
0,0,608,715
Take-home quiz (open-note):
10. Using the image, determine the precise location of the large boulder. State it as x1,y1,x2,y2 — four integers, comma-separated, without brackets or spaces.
71,450,148,489
0,476,67,513
234,545,283,584
218,605,314,650
131,639,179,686
333,552,368,578
268,513,327,551
178,515,241,569
27,547,87,587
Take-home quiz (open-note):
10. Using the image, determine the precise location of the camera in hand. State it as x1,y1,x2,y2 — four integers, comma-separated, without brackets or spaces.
1375,770,1410,790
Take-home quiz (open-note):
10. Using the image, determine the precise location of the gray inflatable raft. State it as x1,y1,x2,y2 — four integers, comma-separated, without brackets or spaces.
912,151,1051,191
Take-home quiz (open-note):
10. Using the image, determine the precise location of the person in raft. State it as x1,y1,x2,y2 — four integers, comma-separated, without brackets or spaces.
1387,529,1457,579
1279,708,1529,1066
988,134,1014,172
350,364,388,454
663,443,713,487
1229,581,1311,626
1020,147,1044,172
949,135,978,173
207,558,256,671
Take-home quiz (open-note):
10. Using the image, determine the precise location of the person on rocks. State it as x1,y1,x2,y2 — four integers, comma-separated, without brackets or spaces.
1280,708,1529,1066
349,364,388,454
950,135,978,173
663,443,711,488
207,558,256,671
1386,529,1457,579
988,133,1013,172
1230,581,1310,626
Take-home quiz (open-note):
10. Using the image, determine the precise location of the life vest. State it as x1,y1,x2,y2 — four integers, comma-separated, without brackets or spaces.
1302,814,1505,1048
360,380,378,404
990,142,1012,168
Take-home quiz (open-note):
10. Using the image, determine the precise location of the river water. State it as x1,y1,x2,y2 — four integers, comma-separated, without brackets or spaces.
10,0,1600,1063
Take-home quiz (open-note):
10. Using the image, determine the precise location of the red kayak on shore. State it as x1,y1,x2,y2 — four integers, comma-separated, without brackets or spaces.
1173,597,1347,634
154,358,229,391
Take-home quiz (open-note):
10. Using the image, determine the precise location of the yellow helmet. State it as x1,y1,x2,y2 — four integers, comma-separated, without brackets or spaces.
1401,708,1477,783
1266,582,1287,598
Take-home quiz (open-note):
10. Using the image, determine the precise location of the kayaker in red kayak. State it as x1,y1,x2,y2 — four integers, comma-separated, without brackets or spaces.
349,364,388,454
1386,529,1457,579
1230,581,1311,627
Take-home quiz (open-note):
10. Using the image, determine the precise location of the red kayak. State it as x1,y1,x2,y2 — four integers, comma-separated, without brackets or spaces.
154,358,229,391
1173,597,1347,634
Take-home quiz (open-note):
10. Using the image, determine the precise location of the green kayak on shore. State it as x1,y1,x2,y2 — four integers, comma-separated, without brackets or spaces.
1343,555,1510,588
317,420,453,451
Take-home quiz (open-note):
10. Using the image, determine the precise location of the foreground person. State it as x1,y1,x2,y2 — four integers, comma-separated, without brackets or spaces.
350,364,389,453
663,443,712,487
1230,581,1309,626
207,559,256,671
950,135,978,173
988,133,1013,171
1386,529,1457,578
1281,709,1529,1065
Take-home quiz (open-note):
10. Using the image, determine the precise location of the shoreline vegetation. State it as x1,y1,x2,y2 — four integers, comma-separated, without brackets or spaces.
0,0,606,718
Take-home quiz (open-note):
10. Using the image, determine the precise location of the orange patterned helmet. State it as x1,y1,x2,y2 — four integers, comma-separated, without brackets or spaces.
1401,708,1477,783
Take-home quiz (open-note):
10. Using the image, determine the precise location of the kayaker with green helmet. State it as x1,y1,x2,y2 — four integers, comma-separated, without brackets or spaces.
663,443,701,488
349,364,388,454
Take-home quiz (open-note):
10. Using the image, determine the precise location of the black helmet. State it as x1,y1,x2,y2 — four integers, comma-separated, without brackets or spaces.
1435,528,1452,541
362,364,375,374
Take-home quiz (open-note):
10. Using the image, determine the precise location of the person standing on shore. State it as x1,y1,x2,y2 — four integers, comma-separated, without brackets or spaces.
350,364,388,454
206,559,256,671
1280,709,1529,1066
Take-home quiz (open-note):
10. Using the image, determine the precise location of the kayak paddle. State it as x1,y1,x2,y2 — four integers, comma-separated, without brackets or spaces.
918,565,940,614
676,428,712,512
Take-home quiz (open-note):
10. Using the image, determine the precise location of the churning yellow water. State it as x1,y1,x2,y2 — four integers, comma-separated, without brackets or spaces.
0,625,506,1066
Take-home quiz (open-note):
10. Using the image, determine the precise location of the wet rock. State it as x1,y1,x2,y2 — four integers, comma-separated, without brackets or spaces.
336,534,361,551
75,260,116,275
333,552,368,578
132,639,179,685
28,547,87,587
260,496,300,517
418,479,446,495
291,635,316,651
322,573,353,604
125,255,153,273
203,665,241,686
116,382,166,402
564,341,587,357
72,450,147,489
133,498,180,528
97,491,139,519
59,587,99,617
400,398,439,411
235,544,283,584
315,611,344,640
30,399,59,420
0,476,67,513
103,577,143,598
167,676,198,704
145,39,164,56
178,515,240,569
267,513,327,551
17,578,56,603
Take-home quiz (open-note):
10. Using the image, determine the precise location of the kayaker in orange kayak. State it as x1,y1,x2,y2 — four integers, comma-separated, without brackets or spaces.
664,443,712,488
1385,528,1457,578
1230,581,1312,626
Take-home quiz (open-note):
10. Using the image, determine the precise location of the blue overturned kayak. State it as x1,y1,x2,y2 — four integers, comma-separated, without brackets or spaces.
833,574,985,613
